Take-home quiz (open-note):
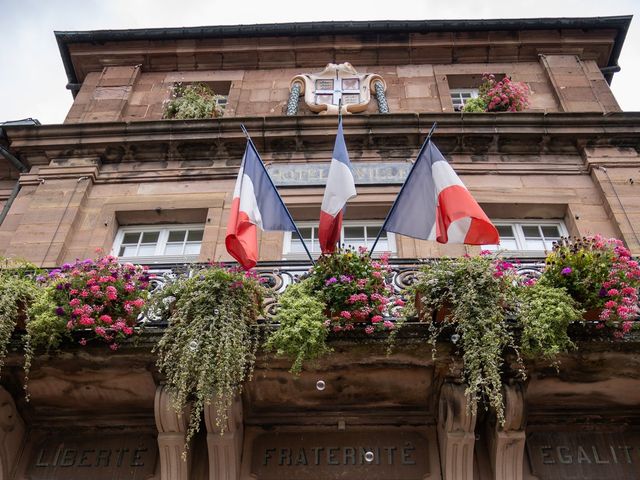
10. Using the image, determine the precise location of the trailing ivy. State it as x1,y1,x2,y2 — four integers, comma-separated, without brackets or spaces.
413,255,521,424
517,283,581,360
265,281,330,374
154,266,264,452
0,259,40,378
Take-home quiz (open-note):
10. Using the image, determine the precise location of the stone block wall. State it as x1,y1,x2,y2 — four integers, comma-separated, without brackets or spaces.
63,57,620,124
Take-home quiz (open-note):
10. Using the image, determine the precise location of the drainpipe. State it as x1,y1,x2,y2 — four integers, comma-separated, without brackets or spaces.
0,142,28,226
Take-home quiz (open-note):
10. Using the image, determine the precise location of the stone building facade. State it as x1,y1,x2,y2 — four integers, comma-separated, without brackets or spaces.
0,15,639,480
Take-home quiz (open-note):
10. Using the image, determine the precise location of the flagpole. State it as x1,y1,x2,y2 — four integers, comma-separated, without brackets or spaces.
369,122,438,256
240,124,315,265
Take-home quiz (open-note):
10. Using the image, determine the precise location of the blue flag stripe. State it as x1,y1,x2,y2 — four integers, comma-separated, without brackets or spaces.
243,143,297,232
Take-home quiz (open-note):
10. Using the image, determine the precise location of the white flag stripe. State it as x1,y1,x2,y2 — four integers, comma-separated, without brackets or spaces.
238,173,263,229
432,161,465,196
320,157,357,216
446,217,472,243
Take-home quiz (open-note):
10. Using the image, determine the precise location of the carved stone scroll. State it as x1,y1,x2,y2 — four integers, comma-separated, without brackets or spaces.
437,383,477,480
0,386,25,480
290,63,385,115
487,383,526,480
154,385,190,480
204,396,243,480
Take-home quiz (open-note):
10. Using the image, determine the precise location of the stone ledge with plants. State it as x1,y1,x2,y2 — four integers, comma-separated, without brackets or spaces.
0,235,638,450
462,73,530,113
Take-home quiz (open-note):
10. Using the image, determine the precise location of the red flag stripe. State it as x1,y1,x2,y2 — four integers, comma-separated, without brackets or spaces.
435,185,499,245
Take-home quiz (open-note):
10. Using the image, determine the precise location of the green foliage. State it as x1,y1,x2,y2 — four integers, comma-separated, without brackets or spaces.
0,259,40,377
163,83,225,120
413,255,520,424
154,266,265,452
265,282,330,374
540,236,615,309
517,283,581,359
461,97,487,113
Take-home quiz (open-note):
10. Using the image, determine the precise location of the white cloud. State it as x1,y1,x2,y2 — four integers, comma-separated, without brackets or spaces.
1,0,637,124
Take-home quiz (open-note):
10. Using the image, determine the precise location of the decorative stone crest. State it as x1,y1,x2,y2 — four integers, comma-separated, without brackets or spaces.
287,63,388,115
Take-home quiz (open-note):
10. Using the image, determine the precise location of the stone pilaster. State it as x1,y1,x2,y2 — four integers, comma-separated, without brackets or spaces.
437,383,477,480
154,386,190,480
204,396,243,480
0,386,25,480
487,383,526,480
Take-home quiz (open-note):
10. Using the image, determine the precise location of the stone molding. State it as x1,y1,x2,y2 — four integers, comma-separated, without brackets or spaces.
203,396,243,480
154,385,190,480
0,387,25,480
487,383,527,480
437,382,477,480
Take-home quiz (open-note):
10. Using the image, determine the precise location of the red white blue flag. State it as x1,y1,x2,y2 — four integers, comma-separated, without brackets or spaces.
384,141,498,244
226,142,296,269
319,118,357,253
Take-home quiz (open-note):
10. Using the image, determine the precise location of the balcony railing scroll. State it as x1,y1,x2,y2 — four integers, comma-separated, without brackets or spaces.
141,258,546,326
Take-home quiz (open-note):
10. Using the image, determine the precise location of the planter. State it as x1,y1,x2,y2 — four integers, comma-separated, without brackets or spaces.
414,294,451,322
583,308,602,322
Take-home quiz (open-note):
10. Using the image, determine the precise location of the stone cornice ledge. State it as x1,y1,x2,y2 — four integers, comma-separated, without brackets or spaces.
4,112,640,167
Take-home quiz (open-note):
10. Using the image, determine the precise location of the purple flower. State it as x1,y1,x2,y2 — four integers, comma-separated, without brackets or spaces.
36,276,46,283
61,263,72,271
325,277,338,286
561,267,572,276
339,275,353,283
55,307,65,316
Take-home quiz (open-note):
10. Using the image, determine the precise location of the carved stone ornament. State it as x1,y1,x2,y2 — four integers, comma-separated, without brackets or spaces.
290,63,386,115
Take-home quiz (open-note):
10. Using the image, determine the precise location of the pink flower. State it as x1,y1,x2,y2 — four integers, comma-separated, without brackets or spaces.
371,315,383,324
332,325,343,332
395,298,405,307
99,314,113,325
79,338,87,346
340,311,352,319
122,326,134,336
604,301,617,309
109,343,119,351
607,289,620,297
66,320,74,330
95,327,106,337
90,285,101,293
365,325,375,334
383,320,395,329
79,316,94,326
106,286,118,300
69,298,81,307
132,298,145,308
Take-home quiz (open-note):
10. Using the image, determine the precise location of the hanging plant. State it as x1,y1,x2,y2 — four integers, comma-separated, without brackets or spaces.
265,282,330,374
517,282,582,360
163,82,226,120
462,74,530,113
153,266,265,452
267,248,404,373
24,256,151,393
412,254,521,424
540,235,640,336
0,259,40,377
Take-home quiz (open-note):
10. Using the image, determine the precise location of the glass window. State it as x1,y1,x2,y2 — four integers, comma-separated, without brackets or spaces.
450,89,479,111
482,220,566,255
113,225,204,263
285,222,395,258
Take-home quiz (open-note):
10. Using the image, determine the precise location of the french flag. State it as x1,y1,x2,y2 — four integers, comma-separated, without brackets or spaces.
225,141,296,269
319,118,357,253
384,140,498,244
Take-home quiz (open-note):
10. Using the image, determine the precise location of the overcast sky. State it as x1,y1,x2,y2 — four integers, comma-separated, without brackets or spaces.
1,0,638,124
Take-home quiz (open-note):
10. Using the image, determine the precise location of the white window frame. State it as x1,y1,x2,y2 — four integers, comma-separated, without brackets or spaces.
450,88,479,111
282,221,397,259
483,219,568,257
112,224,205,264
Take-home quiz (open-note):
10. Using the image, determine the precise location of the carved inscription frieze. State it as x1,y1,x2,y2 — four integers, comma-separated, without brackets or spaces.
27,433,157,480
250,430,429,480
527,431,640,480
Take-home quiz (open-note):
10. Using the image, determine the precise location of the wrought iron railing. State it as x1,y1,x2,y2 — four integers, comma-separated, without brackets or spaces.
142,258,546,326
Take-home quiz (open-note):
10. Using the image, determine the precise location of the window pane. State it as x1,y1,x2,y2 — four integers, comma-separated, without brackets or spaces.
122,232,141,244
294,227,313,241
142,231,160,243
522,226,542,238
138,245,156,256
523,239,546,250
344,226,365,240
187,230,204,242
541,225,561,238
499,238,519,250
120,245,138,257
168,230,187,242
496,225,514,237
184,243,202,255
164,244,184,255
